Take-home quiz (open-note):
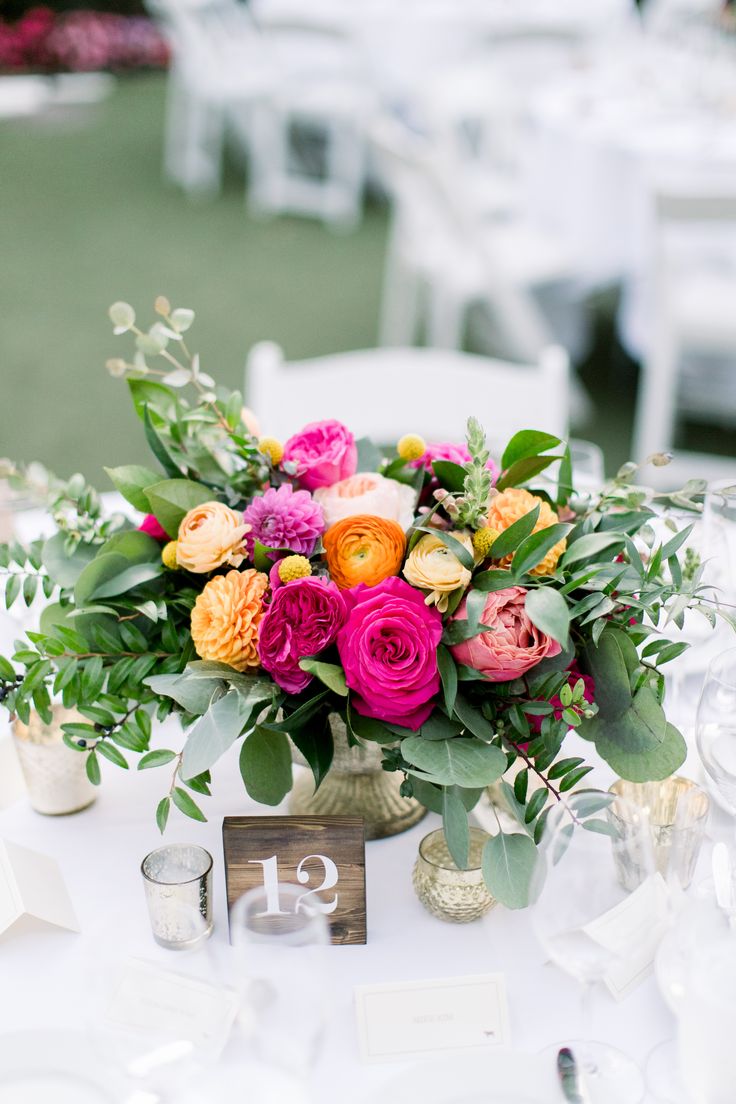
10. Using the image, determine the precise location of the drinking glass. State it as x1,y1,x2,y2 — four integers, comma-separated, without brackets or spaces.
696,646,736,817
530,794,659,1104
230,883,331,1080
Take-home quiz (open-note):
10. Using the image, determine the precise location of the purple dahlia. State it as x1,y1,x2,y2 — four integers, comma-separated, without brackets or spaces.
242,482,324,558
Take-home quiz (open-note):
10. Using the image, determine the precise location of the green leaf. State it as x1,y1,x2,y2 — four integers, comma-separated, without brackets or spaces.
524,787,548,823
355,436,383,473
472,569,516,593
437,645,458,716
180,691,253,779
138,750,178,770
524,588,570,647
559,766,593,792
239,726,293,805
547,756,584,780
298,659,347,697
495,455,560,492
128,378,178,420
41,532,97,589
443,787,470,869
512,524,571,578
582,627,637,717
4,574,20,609
432,460,467,492
346,707,398,744
482,831,539,909
561,532,626,568
413,527,475,572
81,655,104,700
419,712,464,739
401,735,506,787
146,672,225,716
580,710,686,783
144,479,213,539
501,430,562,470
486,506,540,561
21,659,51,693
453,695,494,740
514,768,528,804
557,444,573,507
86,751,101,785
289,715,334,789
105,464,162,513
0,655,16,680
171,786,207,822
142,404,181,479
96,741,128,769
99,530,162,564
156,796,170,834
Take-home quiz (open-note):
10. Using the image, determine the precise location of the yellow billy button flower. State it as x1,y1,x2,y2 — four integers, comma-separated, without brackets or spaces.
397,433,427,462
258,436,284,466
161,540,179,569
472,526,502,560
278,555,312,583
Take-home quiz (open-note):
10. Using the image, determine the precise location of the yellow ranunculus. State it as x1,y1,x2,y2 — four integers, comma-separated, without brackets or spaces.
176,501,249,574
403,531,474,612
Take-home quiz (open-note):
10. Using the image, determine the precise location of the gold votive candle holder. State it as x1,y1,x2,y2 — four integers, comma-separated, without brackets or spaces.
141,843,213,950
609,777,710,891
412,827,496,923
12,705,97,815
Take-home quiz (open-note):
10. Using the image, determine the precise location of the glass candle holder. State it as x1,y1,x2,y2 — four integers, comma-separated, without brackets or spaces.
12,706,97,815
412,827,496,923
609,778,710,891
141,844,213,950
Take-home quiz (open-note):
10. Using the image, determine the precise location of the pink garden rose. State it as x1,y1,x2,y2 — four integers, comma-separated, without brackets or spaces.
337,577,443,730
258,577,347,693
450,586,561,681
138,513,168,542
314,471,416,531
281,419,357,492
410,441,499,483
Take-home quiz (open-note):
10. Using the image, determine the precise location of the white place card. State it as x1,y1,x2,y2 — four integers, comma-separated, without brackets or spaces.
0,838,79,938
355,973,510,1063
105,958,241,1067
583,872,671,1001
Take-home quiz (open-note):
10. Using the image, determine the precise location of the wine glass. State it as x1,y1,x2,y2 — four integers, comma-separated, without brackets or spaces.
230,882,331,1083
530,794,659,1104
696,646,736,819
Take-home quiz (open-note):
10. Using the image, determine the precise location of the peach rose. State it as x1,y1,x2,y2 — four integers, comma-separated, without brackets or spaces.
314,472,416,531
176,501,250,574
402,531,474,612
450,586,561,681
190,568,268,671
486,487,566,576
323,514,407,590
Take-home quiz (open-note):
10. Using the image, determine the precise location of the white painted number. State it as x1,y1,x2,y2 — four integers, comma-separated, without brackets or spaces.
248,854,339,916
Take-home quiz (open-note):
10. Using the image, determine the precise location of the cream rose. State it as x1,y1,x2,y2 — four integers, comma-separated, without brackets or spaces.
176,501,250,573
314,472,416,531
403,531,475,612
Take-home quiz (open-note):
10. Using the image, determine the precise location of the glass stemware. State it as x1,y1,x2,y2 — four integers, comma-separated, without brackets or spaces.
530,794,660,1104
696,646,736,819
230,882,331,1083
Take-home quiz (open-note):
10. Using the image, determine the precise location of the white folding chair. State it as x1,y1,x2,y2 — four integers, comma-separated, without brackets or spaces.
633,185,736,465
245,342,570,445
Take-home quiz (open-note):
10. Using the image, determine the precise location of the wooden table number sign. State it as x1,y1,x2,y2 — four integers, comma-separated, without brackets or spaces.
222,815,367,945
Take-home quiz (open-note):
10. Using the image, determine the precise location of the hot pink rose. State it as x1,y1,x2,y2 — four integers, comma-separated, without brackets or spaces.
337,577,443,730
450,586,561,681
138,514,168,542
258,576,348,693
282,419,357,492
410,441,499,483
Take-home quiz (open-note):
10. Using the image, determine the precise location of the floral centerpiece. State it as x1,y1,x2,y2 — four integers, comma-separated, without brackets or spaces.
0,299,723,908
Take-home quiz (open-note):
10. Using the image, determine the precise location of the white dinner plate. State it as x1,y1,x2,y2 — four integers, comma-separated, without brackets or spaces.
0,1030,132,1104
362,1051,550,1104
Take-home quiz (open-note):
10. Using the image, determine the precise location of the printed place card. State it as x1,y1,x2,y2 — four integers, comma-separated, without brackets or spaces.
583,872,671,1001
0,838,79,938
105,958,240,1066
355,973,510,1063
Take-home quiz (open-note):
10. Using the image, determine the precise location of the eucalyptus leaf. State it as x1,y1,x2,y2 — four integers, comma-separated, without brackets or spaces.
482,831,539,909
42,532,96,589
239,726,293,805
180,691,253,779
146,672,224,716
524,588,570,647
443,787,470,869
401,735,505,787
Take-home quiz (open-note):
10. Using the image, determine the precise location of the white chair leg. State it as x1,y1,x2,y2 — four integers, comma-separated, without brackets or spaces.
632,329,680,461
426,285,466,350
378,239,422,346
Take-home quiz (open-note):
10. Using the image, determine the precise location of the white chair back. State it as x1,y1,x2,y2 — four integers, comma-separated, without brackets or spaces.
245,343,570,445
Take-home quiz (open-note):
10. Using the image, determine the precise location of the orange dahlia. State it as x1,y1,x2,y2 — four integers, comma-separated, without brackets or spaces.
485,487,566,576
190,568,268,671
323,514,406,590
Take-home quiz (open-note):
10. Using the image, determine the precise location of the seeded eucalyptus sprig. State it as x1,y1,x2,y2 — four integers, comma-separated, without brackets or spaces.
454,417,494,529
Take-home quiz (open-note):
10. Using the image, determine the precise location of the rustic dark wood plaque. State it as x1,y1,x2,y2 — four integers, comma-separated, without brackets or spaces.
222,815,366,945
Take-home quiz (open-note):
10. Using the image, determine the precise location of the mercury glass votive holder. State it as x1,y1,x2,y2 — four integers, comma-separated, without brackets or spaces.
141,844,213,950
609,777,710,891
412,827,496,923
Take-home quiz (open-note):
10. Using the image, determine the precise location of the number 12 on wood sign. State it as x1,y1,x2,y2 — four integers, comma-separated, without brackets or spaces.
223,815,367,945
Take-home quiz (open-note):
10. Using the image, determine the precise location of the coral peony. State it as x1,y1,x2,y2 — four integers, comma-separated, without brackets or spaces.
323,514,406,590
337,577,443,729
314,471,416,531
402,531,474,611
281,420,357,492
138,514,168,542
486,487,567,576
176,501,249,574
259,577,348,693
190,568,268,672
450,586,561,681
242,483,324,559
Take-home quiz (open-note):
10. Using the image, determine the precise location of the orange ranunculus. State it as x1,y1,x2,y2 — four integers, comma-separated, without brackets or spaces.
485,487,566,576
190,568,268,671
323,514,407,590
